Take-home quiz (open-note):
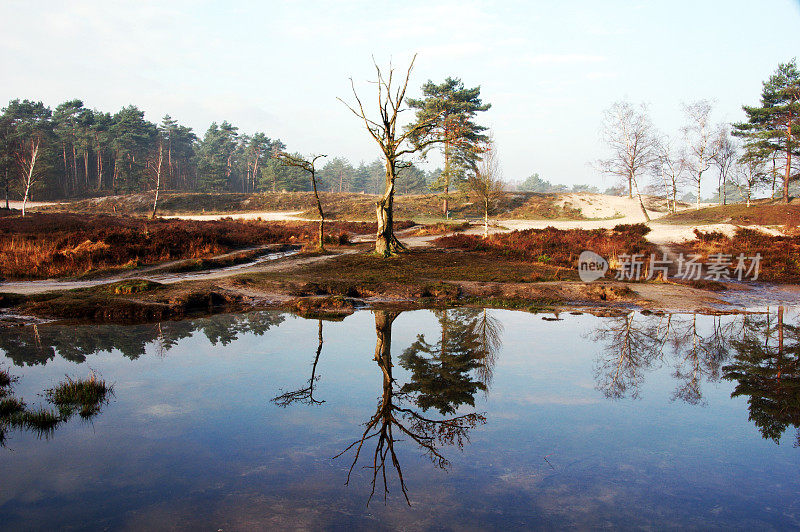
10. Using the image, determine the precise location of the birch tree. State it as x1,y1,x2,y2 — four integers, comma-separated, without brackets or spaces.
596,101,657,222
653,139,685,213
712,127,737,205
4,100,52,216
681,100,719,210
466,137,504,237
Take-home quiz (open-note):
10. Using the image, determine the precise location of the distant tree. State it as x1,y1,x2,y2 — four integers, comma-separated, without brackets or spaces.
466,138,504,237
734,59,800,203
3,99,53,215
396,162,430,194
681,100,719,210
53,99,87,195
733,148,768,207
407,77,491,216
110,105,157,192
340,56,443,256
319,157,354,193
277,152,327,250
596,101,657,221
653,138,685,213
147,135,164,218
712,127,738,205
195,121,238,192
0,113,14,209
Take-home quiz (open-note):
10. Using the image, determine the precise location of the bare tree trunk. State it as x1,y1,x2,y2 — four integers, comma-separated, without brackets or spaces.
785,124,792,203
151,143,163,219
84,150,90,191
21,138,40,217
696,173,702,210
375,163,405,257
632,175,651,222
484,197,489,238
311,168,325,251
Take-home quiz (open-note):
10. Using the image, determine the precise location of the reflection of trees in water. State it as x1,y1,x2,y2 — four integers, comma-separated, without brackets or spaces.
400,309,500,413
723,307,800,445
592,307,800,445
271,319,326,406
0,312,286,366
591,311,739,403
333,309,498,505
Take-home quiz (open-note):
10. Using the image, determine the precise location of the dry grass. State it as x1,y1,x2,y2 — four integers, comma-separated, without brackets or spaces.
40,191,588,221
658,201,800,226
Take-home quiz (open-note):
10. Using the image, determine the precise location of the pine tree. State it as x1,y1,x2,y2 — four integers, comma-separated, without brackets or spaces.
734,59,800,203
407,77,491,216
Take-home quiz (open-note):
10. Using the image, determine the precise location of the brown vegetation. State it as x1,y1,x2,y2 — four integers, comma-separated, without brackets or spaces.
39,191,589,221
691,228,800,282
658,201,800,226
0,213,411,279
433,224,656,272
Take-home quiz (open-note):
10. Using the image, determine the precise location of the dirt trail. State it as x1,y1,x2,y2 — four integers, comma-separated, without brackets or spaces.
0,247,343,295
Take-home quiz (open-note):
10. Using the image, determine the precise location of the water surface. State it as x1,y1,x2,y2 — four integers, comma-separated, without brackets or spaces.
1,308,798,530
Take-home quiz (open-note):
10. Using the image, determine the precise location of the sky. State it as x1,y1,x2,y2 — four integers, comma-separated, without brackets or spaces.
1,0,799,192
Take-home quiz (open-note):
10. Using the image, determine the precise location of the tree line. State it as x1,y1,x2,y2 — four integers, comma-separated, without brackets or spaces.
0,99,443,210
596,59,800,217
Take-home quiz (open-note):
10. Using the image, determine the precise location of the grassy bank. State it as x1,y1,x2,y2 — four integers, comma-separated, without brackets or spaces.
38,191,590,221
657,201,800,226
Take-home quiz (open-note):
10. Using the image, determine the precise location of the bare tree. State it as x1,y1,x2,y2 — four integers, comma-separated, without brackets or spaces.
16,136,41,217
733,149,768,207
712,126,737,206
653,138,685,213
147,140,164,218
277,152,327,250
681,100,719,210
339,56,441,256
466,137,504,237
596,101,657,222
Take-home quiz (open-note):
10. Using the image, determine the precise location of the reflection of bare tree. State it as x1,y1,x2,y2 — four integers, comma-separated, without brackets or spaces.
591,312,736,403
591,312,662,399
272,320,326,406
469,309,503,391
334,310,486,505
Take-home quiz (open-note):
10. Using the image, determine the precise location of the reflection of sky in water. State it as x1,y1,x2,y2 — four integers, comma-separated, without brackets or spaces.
0,309,799,529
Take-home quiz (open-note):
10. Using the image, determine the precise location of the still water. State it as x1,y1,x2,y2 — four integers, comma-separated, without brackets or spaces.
0,308,798,530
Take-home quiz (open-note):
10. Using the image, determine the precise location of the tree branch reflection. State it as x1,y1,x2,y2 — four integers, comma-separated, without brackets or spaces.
334,309,496,505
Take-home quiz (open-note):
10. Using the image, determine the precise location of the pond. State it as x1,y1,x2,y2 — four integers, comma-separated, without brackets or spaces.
1,308,799,530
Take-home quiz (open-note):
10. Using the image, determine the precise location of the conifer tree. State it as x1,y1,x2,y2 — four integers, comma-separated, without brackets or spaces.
734,59,800,203
407,78,491,216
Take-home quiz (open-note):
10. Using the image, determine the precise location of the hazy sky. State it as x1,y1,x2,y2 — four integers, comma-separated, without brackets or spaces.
1,0,798,191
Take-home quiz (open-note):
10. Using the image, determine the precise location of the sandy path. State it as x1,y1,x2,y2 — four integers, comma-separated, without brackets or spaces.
161,211,308,221
0,247,345,295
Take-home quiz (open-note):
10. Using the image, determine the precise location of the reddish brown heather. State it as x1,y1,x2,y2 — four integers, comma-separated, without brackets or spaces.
433,224,656,270
0,213,412,280
691,228,800,282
